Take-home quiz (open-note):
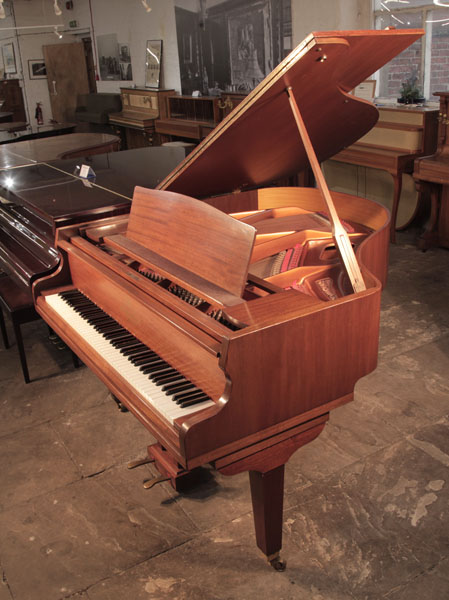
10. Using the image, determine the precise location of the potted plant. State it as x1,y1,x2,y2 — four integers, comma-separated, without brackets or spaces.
398,74,425,104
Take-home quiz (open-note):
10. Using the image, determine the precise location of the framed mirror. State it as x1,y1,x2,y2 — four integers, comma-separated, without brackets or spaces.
145,40,162,88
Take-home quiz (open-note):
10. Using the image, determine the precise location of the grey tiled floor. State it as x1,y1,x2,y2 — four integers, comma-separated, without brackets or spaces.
0,230,448,600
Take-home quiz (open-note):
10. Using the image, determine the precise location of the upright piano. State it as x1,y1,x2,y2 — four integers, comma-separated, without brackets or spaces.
109,87,174,149
32,29,423,568
413,91,449,249
325,104,438,242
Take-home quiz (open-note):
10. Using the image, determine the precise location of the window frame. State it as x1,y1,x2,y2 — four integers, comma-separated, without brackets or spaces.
373,1,449,102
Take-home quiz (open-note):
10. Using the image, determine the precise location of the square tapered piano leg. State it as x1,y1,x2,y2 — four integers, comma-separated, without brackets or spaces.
215,413,329,568
249,465,286,570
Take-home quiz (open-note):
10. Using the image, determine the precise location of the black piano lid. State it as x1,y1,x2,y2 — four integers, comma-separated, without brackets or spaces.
0,163,130,232
158,29,424,199
47,146,191,199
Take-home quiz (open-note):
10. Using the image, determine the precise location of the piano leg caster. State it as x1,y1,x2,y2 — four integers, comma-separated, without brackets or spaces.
267,552,287,572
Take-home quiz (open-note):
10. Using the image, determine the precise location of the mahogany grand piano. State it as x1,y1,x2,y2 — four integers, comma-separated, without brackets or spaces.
32,30,422,568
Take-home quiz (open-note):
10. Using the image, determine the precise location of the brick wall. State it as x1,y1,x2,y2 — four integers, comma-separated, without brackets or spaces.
430,32,449,98
381,33,449,100
384,41,422,100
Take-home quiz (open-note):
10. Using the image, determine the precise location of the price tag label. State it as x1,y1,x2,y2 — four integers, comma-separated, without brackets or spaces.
79,164,91,178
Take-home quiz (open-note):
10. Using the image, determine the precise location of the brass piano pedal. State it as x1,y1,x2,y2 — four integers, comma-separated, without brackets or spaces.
267,552,287,572
127,456,155,470
142,475,170,489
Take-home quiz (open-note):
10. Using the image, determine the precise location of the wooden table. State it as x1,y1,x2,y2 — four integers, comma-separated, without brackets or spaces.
0,132,120,168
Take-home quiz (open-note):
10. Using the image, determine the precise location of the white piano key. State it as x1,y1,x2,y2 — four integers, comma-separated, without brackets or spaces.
45,293,214,424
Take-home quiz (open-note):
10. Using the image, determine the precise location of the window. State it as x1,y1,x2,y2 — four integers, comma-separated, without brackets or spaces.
374,0,449,101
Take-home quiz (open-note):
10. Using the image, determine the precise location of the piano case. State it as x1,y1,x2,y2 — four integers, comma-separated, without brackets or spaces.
33,29,423,569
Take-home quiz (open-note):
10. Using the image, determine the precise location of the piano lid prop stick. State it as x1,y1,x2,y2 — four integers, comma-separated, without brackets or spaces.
285,86,366,294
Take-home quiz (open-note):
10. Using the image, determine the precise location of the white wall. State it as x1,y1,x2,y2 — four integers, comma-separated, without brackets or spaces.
2,0,374,126
292,0,372,47
91,0,181,93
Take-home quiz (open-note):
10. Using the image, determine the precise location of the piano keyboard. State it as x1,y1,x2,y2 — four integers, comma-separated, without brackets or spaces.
44,290,215,424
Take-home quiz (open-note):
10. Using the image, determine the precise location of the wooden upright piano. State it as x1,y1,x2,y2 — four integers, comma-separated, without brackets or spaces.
325,104,438,242
32,29,423,569
109,87,174,149
413,91,449,249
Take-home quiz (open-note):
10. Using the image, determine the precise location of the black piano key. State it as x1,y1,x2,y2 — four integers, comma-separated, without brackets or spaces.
173,388,202,402
140,360,169,374
141,361,170,373
168,382,196,395
103,330,129,340
76,307,103,315
95,323,121,333
86,313,112,322
114,338,140,350
133,353,159,366
57,290,213,413
147,367,175,380
111,336,136,347
179,395,209,408
162,380,193,393
129,351,159,364
120,344,147,356
152,372,183,384
149,367,177,379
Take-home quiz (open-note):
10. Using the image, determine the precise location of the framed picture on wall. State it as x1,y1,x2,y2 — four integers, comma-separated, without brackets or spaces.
145,40,162,88
2,43,16,74
28,59,47,79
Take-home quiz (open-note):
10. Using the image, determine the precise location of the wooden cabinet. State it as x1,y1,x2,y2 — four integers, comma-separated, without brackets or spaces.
109,87,174,149
0,79,26,122
155,95,221,142
155,93,247,142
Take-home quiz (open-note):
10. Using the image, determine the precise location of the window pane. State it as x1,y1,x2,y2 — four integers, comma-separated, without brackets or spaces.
376,11,423,99
374,0,434,9
429,8,449,99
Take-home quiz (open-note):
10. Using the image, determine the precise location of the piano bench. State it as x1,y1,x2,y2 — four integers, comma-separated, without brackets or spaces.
0,275,40,384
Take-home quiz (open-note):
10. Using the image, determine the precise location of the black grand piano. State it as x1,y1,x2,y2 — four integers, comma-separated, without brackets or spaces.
0,147,190,381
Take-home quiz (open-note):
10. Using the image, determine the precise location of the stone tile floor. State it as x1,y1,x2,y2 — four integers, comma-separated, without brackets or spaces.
0,229,448,600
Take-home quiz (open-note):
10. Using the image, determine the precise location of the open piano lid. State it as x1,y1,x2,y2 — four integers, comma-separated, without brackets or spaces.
158,29,423,198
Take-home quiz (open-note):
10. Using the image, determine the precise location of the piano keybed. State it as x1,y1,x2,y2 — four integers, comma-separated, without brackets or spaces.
44,289,215,424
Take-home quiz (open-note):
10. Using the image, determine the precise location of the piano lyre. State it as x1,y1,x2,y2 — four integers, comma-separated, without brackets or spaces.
32,29,423,569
